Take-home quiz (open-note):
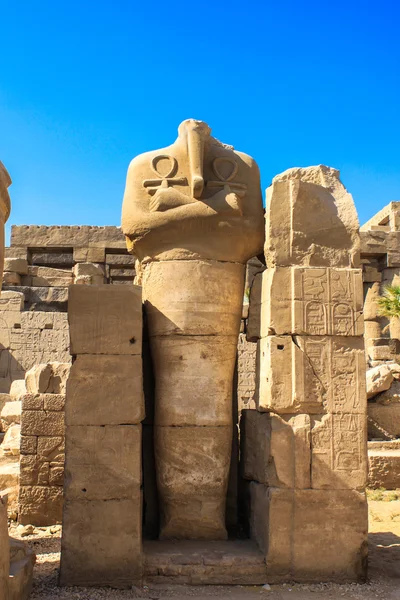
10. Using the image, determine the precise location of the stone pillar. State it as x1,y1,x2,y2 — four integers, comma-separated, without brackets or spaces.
59,285,144,587
0,162,11,281
0,494,10,600
122,119,264,539
245,166,368,582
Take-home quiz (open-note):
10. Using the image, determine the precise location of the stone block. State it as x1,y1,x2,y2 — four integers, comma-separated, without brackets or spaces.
21,394,44,410
155,425,232,540
264,167,360,268
73,247,106,263
66,354,143,425
143,260,245,337
25,364,52,394
9,379,26,400
2,424,21,456
0,290,24,311
257,335,366,414
258,267,363,337
8,536,36,600
366,364,394,399
60,495,142,587
1,400,21,431
3,272,21,285
49,463,64,486
21,410,64,436
363,282,381,321
150,335,237,426
249,483,368,582
69,285,142,355
43,394,65,411
4,257,28,275
5,247,29,260
20,436,37,455
246,272,262,342
20,312,54,330
311,413,367,490
364,320,382,340
37,436,64,462
73,262,105,278
0,494,10,596
64,425,141,501
53,313,68,330
18,485,63,525
363,265,382,283
368,403,400,438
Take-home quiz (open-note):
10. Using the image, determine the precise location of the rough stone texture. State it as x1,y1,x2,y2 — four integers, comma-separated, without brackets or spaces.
9,379,26,400
150,335,237,427
61,283,144,587
367,364,395,399
8,536,36,600
249,483,368,582
237,333,257,411
122,119,264,263
256,267,363,337
155,425,232,540
69,284,142,355
25,361,70,394
144,540,266,585
368,441,400,489
66,354,143,426
18,387,65,525
257,335,366,414
265,166,360,268
368,402,400,438
1,424,20,456
60,495,142,588
0,401,21,432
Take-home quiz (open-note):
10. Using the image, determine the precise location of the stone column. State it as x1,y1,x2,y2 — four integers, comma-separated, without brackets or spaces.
122,119,264,539
0,162,11,281
60,285,144,587
244,166,368,582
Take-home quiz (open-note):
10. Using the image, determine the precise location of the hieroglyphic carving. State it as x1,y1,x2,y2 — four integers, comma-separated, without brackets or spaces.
311,413,367,489
293,268,363,336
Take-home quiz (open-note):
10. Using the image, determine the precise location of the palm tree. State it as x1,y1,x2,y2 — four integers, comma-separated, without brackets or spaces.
376,285,400,334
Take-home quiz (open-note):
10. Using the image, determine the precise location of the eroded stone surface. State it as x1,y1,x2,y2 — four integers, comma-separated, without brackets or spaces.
265,166,360,268
155,426,232,540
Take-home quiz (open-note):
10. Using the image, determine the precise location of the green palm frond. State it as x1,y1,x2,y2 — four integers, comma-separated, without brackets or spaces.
376,285,400,319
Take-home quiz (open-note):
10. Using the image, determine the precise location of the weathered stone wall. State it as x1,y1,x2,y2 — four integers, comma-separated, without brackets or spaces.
60,285,144,587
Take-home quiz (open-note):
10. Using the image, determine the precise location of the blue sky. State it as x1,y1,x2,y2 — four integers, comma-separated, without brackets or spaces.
1,0,399,243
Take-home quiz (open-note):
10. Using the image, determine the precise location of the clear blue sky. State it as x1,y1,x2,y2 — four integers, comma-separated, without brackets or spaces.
1,0,399,243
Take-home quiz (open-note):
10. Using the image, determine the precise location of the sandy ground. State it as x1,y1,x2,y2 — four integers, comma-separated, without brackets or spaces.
8,496,400,600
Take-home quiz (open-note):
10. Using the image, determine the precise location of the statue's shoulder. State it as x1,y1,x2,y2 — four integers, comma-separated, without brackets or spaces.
127,143,176,175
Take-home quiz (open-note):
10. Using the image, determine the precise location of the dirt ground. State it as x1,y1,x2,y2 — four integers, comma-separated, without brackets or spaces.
9,495,400,600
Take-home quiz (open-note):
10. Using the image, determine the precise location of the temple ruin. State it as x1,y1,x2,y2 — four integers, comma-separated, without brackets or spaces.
1,120,400,593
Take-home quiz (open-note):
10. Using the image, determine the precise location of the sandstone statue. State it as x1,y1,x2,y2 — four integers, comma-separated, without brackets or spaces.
122,119,264,539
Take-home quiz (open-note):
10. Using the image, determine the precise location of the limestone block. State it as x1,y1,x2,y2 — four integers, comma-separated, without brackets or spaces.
258,267,363,337
20,311,54,330
66,354,144,425
47,362,70,394
122,119,264,263
3,272,21,286
0,291,24,311
311,413,367,489
151,335,237,426
64,425,141,500
25,363,52,394
9,379,26,401
364,320,382,340
155,425,232,540
366,364,394,399
249,483,367,582
265,166,360,268
368,403,400,438
257,336,366,414
237,334,257,411
60,495,142,587
73,246,106,263
367,343,397,361
53,313,68,330
21,410,64,436
69,285,142,355
143,260,245,337
8,537,36,600
37,436,64,462
5,247,28,260
2,424,20,456
0,494,10,599
3,258,28,275
20,436,37,456
18,485,63,525
73,262,105,277
43,394,65,411
1,401,21,431
368,446,400,489
28,266,73,287
21,394,44,410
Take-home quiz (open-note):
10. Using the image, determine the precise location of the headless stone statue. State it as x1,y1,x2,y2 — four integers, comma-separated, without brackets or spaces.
122,120,264,539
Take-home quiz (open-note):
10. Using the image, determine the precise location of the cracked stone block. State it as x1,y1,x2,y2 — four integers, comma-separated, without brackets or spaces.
256,335,366,414
254,267,363,337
